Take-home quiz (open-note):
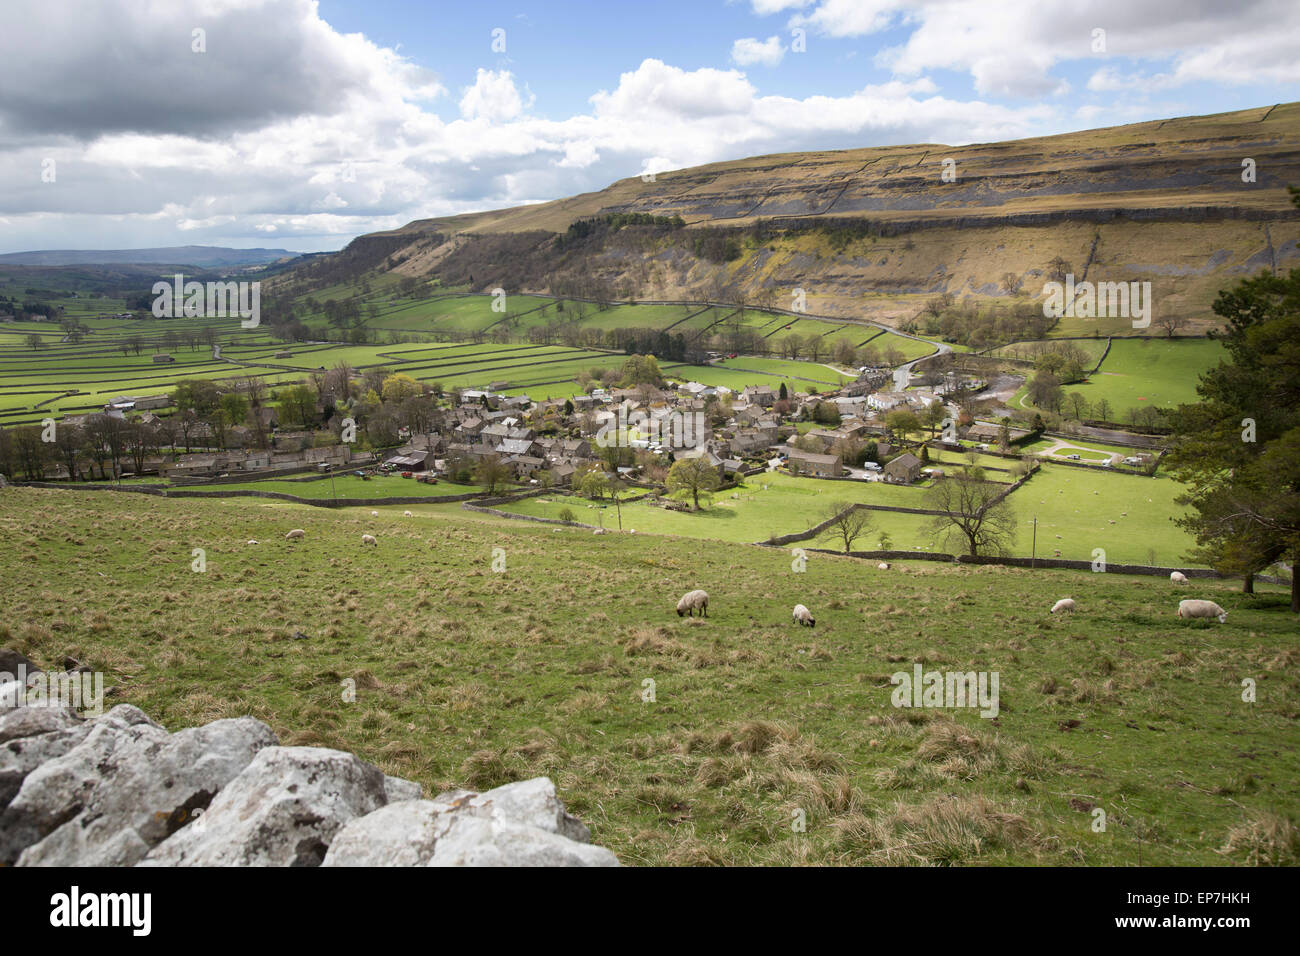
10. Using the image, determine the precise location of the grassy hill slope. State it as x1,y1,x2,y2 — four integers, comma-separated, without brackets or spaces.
4,486,1294,866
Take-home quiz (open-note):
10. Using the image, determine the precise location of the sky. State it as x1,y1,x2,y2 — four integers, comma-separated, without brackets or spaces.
1,0,1297,254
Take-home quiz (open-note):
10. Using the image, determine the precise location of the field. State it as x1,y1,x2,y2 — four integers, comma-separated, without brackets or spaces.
3,486,1294,867
1015,338,1227,419
496,462,1203,566
1066,339,1226,417
0,295,879,423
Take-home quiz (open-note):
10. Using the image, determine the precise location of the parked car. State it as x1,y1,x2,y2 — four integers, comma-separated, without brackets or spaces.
1066,454,1081,460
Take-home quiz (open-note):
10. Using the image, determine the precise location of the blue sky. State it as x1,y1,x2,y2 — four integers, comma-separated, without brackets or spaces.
1,0,1297,253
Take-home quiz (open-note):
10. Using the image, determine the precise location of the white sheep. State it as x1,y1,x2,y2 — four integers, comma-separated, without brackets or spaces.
361,534,377,547
877,562,890,570
403,510,413,517
246,539,258,545
1050,598,1075,614
1170,571,1188,584
792,604,815,627
676,589,709,618
1178,599,1228,623
371,510,379,517
284,529,305,541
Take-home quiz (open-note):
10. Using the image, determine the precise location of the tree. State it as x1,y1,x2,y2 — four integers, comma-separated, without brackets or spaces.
1065,391,1091,421
171,379,221,418
1165,268,1300,611
923,402,948,438
1093,397,1113,423
11,424,49,480
381,373,422,404
280,384,318,429
86,414,129,479
819,503,874,553
53,422,85,481
926,470,1018,557
577,467,610,501
666,457,721,510
474,454,512,495
1156,314,1188,339
1027,370,1064,412
125,421,156,475
884,409,921,444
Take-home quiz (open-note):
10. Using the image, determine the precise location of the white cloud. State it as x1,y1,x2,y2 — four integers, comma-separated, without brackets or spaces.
6,0,1294,253
732,36,786,67
750,0,813,14
786,0,1300,98
459,69,533,122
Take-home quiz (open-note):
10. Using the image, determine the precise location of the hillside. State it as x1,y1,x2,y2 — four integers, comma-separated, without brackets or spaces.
288,104,1300,331
2,486,1296,866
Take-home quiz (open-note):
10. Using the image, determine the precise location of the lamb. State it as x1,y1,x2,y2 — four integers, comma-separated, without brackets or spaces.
1050,598,1075,614
1178,599,1228,623
361,534,377,547
371,510,379,517
676,589,709,618
792,604,815,627
284,529,305,541
246,539,258,545
877,562,890,570
1170,571,1188,584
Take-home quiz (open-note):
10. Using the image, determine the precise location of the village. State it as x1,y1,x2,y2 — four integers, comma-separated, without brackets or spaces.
33,360,1040,496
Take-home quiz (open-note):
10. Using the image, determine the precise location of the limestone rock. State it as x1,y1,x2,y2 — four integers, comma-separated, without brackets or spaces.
17,716,277,867
142,746,391,866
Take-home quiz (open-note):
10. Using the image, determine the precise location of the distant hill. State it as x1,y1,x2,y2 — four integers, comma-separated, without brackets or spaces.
284,102,1300,331
0,246,301,269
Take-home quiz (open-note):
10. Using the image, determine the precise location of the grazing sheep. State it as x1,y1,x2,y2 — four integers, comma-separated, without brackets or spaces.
1178,599,1228,623
284,529,305,541
792,604,815,627
877,562,890,570
1170,571,1188,584
371,510,379,517
361,534,377,547
1050,598,1075,614
403,510,413,517
676,589,709,618
246,539,258,545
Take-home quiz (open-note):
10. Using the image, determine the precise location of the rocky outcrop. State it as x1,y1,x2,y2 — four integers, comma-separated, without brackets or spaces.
323,777,618,867
0,685,617,867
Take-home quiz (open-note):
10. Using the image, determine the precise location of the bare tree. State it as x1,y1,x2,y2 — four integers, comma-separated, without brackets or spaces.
1156,314,1187,339
819,503,875,553
926,472,1018,557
